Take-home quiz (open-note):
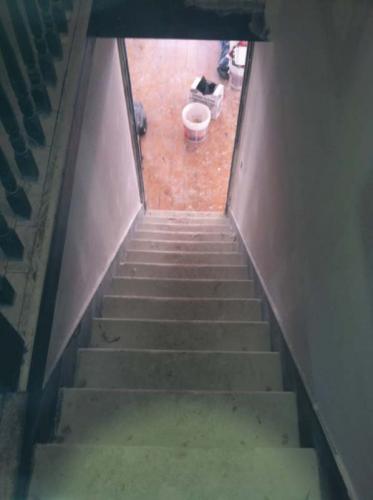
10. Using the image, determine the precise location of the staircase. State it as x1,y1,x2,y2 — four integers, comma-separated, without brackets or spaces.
29,211,321,499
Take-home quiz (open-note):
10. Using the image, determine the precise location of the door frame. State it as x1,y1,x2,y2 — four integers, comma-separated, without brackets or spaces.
225,42,255,213
117,38,147,208
117,38,255,213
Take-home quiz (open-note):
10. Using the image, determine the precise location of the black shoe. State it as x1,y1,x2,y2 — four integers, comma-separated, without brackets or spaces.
217,66,229,80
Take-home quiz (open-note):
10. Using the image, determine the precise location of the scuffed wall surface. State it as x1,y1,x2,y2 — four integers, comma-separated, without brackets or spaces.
45,39,141,380
229,1,373,498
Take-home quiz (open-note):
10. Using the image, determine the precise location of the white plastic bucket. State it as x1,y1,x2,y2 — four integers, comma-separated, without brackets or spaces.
229,60,245,91
182,102,211,143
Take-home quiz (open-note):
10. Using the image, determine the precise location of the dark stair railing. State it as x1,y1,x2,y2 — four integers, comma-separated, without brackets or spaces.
6,0,52,114
0,147,32,219
0,275,15,306
0,82,39,179
0,312,25,391
23,0,57,86
0,211,24,260
0,20,46,146
63,0,74,12
0,6,76,479
37,0,63,60
51,0,69,34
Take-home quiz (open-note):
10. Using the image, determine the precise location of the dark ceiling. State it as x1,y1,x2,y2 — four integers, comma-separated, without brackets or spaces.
88,0,267,40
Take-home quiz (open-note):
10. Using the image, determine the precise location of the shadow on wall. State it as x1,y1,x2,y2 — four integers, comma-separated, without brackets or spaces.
360,168,373,312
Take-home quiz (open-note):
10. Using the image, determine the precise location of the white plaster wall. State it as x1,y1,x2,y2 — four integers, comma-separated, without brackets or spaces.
230,1,373,498
46,39,141,380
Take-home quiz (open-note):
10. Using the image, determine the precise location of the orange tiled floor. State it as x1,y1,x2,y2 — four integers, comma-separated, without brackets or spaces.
126,39,242,212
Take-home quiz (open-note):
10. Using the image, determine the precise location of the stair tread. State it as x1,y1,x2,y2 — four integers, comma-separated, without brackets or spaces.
93,317,267,324
128,239,239,252
102,295,261,321
75,349,282,391
123,250,246,265
140,219,231,226
138,223,235,233
128,237,238,252
134,230,237,242
130,238,235,244
57,388,299,448
28,211,322,498
110,277,255,298
91,317,269,351
30,445,321,500
146,210,226,216
121,262,247,268
104,295,260,301
112,277,253,282
125,250,242,255
119,264,250,279
79,347,276,353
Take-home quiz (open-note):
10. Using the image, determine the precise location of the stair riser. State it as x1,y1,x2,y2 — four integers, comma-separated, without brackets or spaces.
128,240,239,253
110,278,254,298
123,251,245,265
103,297,261,321
139,223,233,233
57,390,299,448
119,263,250,280
76,351,282,391
91,319,270,351
134,230,237,242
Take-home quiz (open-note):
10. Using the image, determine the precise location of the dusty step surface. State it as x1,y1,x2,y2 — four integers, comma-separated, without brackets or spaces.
57,389,299,448
133,230,237,242
110,278,254,298
140,215,230,226
139,222,234,233
127,239,239,253
91,319,270,351
119,263,250,280
123,250,245,265
75,349,282,391
102,296,261,321
30,445,321,500
146,210,226,218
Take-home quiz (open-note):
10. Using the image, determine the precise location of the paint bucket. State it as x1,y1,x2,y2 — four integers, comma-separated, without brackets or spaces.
229,44,247,91
229,60,245,90
182,102,211,143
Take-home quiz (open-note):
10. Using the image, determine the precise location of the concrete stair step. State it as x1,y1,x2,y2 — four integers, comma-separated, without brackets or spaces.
75,349,282,391
145,210,227,219
139,222,233,233
102,296,261,321
123,250,245,265
56,389,299,448
134,230,237,242
119,263,250,280
30,445,321,499
110,277,254,298
141,215,230,226
128,239,239,253
91,319,270,351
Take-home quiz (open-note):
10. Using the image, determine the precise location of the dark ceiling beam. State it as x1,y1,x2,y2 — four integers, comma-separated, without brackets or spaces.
88,0,267,40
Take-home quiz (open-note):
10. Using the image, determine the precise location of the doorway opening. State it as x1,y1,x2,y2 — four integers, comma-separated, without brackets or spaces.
124,38,251,212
